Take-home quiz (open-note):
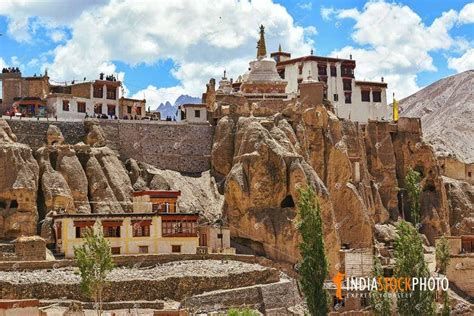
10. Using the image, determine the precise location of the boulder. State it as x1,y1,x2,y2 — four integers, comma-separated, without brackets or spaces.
84,119,107,147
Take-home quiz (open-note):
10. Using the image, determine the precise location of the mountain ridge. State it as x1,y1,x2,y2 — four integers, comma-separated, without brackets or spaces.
156,94,201,120
400,70,474,164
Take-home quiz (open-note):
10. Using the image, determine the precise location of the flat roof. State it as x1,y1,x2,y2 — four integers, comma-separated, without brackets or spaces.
52,211,199,219
277,55,356,67
355,80,388,88
181,103,206,108
133,190,181,198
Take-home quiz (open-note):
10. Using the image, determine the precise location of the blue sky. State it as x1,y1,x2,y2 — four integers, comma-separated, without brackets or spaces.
0,0,473,107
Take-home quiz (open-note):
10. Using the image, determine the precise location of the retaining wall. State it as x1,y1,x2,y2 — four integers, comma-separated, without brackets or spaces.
5,119,213,173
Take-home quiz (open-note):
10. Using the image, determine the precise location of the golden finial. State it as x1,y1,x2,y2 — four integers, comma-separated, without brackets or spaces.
257,24,267,60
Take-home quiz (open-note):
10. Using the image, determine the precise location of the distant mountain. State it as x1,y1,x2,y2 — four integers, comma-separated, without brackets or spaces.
156,94,201,120
400,70,474,163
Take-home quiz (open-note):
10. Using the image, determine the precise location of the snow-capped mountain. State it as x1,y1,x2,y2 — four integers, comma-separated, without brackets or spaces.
400,70,474,163
156,94,201,120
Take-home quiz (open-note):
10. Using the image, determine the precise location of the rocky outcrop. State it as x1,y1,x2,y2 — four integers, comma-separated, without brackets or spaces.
0,120,39,238
443,176,473,236
214,114,340,275
127,159,223,219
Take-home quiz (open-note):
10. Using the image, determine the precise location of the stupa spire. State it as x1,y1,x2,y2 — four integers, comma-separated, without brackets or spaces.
256,24,267,60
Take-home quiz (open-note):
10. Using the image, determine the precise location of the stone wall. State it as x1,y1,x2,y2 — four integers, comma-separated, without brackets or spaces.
99,121,213,173
6,119,214,173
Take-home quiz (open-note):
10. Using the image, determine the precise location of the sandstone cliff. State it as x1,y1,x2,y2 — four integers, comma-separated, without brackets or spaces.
212,104,450,272
0,120,39,238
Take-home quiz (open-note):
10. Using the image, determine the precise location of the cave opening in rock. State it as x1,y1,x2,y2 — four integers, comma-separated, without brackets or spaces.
414,165,424,177
10,200,18,208
49,151,58,171
0,200,6,209
423,183,436,192
280,195,295,208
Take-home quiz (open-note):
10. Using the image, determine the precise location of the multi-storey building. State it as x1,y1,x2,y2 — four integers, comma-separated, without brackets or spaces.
0,70,138,120
53,190,200,258
271,48,390,123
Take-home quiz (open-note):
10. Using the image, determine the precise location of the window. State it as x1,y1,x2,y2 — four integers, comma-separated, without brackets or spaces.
361,90,370,102
341,66,354,77
330,66,337,77
94,104,102,114
103,226,121,238
136,107,142,115
62,100,70,111
75,226,91,238
194,109,201,118
199,233,207,246
343,79,352,91
106,88,116,100
162,220,196,237
93,86,103,98
334,94,339,102
468,172,472,178
318,65,327,76
278,69,285,79
298,65,303,75
172,245,181,253
345,92,352,104
139,246,149,254
318,76,327,84
107,104,116,116
111,247,121,255
127,106,132,114
77,102,86,113
372,91,382,103
56,222,62,240
132,223,151,237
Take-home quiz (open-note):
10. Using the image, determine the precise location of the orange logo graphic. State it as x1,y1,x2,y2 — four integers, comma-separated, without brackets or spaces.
333,271,345,300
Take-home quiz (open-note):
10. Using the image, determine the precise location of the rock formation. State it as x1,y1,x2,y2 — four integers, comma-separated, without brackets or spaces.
443,177,473,236
0,119,39,238
212,102,451,272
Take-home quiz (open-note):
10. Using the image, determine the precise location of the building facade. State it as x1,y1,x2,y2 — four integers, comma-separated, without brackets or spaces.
118,97,146,119
178,104,208,123
271,50,390,123
53,212,199,258
0,70,135,120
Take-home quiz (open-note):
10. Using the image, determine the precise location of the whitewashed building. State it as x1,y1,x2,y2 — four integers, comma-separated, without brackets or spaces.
271,49,390,123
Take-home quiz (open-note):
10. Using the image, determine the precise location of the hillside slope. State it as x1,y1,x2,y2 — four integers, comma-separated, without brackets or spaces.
400,70,474,163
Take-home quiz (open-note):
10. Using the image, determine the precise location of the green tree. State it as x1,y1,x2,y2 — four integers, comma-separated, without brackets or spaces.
370,256,392,316
394,221,435,316
405,168,422,225
296,185,329,316
74,222,114,316
436,235,452,315
435,235,451,275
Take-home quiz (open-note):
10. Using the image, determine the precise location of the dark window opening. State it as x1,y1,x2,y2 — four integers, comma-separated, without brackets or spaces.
361,90,370,102
414,166,424,177
94,104,102,114
373,91,382,102
10,200,18,208
468,172,472,178
93,87,103,98
298,65,303,75
318,76,327,84
103,226,121,237
330,66,337,77
139,246,148,253
106,88,116,100
345,93,352,104
0,200,6,208
341,66,354,77
194,109,201,118
111,247,120,255
77,102,86,113
75,227,81,238
318,65,327,76
127,106,132,114
172,245,181,253
334,94,339,102
281,195,295,208
62,100,69,111
343,79,352,91
423,183,436,193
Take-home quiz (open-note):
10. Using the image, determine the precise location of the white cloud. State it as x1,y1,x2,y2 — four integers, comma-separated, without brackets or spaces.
330,1,471,99
131,85,187,110
320,6,336,21
459,2,474,24
35,0,311,102
298,2,312,11
448,48,474,72
49,30,67,43
304,25,318,36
